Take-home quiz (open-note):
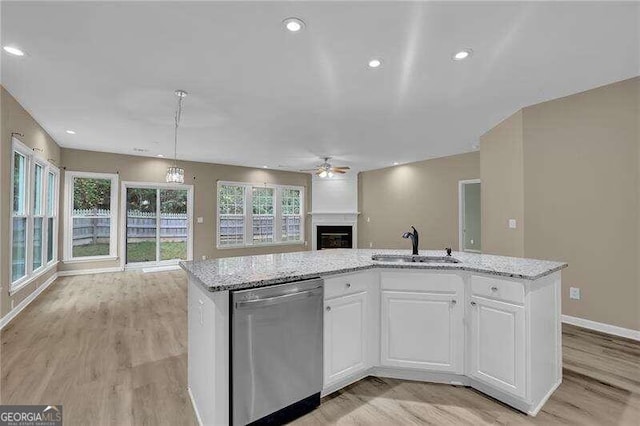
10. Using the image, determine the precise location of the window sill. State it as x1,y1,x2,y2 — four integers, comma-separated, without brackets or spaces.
9,261,59,296
63,255,118,264
216,241,306,250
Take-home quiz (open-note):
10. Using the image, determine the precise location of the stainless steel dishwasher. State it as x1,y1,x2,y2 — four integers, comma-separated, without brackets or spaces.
231,278,324,425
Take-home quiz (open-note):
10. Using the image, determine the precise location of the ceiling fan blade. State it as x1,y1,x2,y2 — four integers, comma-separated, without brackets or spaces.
332,166,351,170
299,168,319,172
331,169,347,174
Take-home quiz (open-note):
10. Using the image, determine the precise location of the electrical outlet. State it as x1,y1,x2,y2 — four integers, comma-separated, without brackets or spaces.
369,242,373,248
11,299,14,310
508,219,517,229
196,217,204,224
570,287,581,300
201,255,207,260
366,217,371,223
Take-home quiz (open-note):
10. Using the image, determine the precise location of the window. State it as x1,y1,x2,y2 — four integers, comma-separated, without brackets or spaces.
32,163,44,271
10,138,59,290
218,185,246,246
281,188,302,241
252,187,275,244
64,172,118,261
217,182,304,248
12,150,28,283
46,171,58,263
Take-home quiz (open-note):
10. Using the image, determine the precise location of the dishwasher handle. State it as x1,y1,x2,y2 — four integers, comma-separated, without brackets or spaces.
235,286,323,310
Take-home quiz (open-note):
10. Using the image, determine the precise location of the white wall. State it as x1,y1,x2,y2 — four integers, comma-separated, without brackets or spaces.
312,174,358,213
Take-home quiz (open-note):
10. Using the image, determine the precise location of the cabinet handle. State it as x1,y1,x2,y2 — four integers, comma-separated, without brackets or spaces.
451,299,457,306
470,301,477,306
490,286,498,292
326,306,331,312
345,283,351,288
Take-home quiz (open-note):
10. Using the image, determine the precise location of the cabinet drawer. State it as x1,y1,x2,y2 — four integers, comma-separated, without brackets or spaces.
324,271,371,300
471,275,524,305
381,270,464,293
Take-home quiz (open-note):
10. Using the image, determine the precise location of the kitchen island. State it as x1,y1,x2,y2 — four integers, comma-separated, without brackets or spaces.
181,249,567,425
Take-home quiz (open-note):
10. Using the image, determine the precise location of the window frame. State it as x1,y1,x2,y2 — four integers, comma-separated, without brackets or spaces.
46,169,60,267
64,171,119,262
10,138,60,294
216,181,305,249
31,160,46,273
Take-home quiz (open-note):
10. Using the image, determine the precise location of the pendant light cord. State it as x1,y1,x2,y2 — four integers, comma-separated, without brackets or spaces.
173,90,186,167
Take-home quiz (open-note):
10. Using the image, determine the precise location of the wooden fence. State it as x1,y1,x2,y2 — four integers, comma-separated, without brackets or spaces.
72,209,188,246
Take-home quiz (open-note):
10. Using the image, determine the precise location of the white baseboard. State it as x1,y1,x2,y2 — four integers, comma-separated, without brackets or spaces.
0,272,58,330
141,265,181,273
562,315,640,341
529,379,561,416
187,387,204,426
57,266,124,277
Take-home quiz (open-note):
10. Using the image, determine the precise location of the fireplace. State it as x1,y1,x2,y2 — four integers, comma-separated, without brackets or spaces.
317,226,353,250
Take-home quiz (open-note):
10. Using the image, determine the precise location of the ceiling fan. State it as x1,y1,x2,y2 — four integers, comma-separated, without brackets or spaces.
300,157,350,178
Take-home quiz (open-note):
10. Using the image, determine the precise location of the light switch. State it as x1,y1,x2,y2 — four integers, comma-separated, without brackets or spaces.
197,217,204,224
508,219,517,229
366,217,371,223
570,287,581,300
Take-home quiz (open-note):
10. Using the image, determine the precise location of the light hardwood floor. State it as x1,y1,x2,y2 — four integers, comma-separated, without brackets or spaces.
2,271,639,425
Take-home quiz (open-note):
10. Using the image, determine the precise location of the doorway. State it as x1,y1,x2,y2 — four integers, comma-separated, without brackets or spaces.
459,179,481,253
121,182,193,268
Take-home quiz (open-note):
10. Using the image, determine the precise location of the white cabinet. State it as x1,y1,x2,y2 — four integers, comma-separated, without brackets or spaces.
380,271,464,373
323,271,377,390
468,295,526,398
324,291,367,386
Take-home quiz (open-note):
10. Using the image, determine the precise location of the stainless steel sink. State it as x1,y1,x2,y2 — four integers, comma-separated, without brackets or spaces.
371,254,461,264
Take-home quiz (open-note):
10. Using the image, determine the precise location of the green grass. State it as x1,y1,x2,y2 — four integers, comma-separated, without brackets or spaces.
73,243,110,257
73,241,186,262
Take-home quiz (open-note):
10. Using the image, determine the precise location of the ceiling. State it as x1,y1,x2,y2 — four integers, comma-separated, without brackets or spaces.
1,1,638,172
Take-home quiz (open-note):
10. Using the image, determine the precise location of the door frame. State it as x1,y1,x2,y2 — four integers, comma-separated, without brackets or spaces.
120,181,194,269
458,179,481,253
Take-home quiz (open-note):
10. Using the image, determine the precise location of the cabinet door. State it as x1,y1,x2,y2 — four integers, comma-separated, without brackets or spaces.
469,296,526,398
381,291,463,373
324,291,367,386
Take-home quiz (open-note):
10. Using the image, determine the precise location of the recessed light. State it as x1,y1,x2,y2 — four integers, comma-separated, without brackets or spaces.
453,49,473,60
157,154,164,158
263,166,268,169
3,46,25,56
283,17,305,32
393,162,399,166
368,58,382,68
65,130,76,135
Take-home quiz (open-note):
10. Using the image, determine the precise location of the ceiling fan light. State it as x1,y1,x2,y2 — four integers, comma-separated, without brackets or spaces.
319,170,328,178
327,171,334,178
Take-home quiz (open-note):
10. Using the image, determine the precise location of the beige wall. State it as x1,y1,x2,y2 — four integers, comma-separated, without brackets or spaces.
481,77,639,331
358,152,479,251
522,77,639,331
1,87,61,317
637,82,640,330
59,149,312,273
480,110,525,257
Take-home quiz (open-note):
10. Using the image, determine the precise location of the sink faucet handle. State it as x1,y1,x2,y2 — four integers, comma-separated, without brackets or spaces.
445,247,452,256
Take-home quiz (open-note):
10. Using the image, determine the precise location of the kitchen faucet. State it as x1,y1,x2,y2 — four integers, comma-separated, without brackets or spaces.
402,226,419,255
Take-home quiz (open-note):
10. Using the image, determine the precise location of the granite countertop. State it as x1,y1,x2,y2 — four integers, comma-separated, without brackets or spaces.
179,249,567,292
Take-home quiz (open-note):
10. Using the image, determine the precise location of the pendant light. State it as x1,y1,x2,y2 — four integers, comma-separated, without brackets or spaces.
166,89,187,183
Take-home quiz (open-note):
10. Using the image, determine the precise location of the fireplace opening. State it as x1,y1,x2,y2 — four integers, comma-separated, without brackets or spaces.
317,225,353,250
